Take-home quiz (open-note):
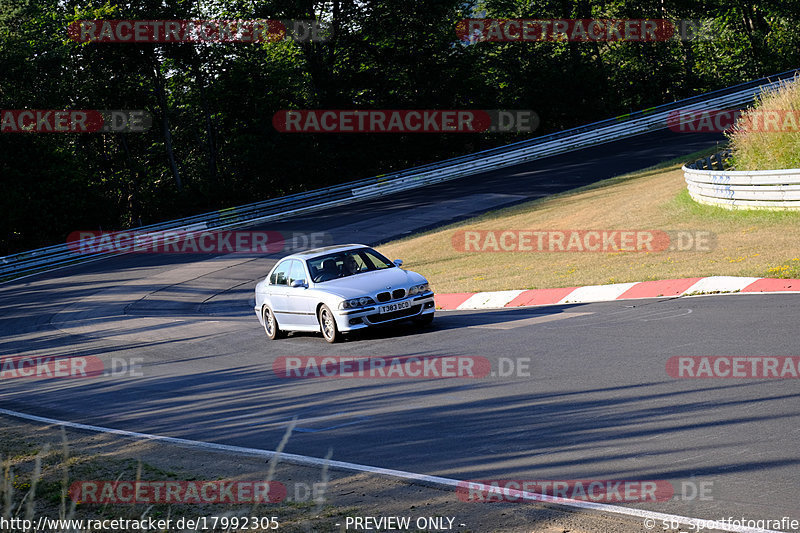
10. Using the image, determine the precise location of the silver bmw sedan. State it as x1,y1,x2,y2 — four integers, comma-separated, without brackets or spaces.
254,244,435,343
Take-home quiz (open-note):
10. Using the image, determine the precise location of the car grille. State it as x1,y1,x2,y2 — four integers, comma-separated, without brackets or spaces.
366,305,421,323
377,289,407,302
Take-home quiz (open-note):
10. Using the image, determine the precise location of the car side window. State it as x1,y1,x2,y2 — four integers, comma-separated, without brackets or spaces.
269,260,292,285
309,255,342,282
288,260,306,285
351,253,367,271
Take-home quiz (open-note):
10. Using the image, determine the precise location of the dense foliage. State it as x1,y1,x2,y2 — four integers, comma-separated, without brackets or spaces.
2,0,799,254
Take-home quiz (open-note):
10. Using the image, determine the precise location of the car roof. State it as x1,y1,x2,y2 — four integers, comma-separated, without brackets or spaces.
286,244,369,260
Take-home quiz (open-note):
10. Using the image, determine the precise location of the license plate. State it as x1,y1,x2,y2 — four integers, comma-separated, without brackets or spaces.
379,301,411,314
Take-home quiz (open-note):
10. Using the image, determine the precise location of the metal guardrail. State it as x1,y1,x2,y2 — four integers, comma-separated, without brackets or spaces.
3,68,799,280
683,149,800,209
686,149,734,171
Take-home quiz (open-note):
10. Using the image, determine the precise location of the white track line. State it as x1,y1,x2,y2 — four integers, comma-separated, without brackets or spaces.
0,408,786,533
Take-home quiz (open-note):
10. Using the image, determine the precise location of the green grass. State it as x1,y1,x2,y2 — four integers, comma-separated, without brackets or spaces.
670,188,800,224
763,258,800,278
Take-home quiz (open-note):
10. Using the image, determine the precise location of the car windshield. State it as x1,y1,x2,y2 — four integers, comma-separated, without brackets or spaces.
307,248,394,283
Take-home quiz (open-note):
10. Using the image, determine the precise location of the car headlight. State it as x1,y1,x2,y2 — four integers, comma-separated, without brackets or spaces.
408,283,430,295
339,296,376,309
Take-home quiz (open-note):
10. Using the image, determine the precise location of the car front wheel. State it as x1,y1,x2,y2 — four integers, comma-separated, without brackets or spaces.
318,304,340,343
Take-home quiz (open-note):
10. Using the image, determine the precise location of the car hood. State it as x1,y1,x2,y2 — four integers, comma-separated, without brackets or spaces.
312,268,426,299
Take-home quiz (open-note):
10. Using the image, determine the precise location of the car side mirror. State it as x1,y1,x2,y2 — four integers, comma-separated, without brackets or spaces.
393,259,403,267
290,279,308,288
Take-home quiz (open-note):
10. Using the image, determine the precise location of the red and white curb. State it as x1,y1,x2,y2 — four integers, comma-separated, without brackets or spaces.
435,276,800,310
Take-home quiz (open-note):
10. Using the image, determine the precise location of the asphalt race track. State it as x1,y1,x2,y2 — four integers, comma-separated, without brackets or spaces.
3,129,798,522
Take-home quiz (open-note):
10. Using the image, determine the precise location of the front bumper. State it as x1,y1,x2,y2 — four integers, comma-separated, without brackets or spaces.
335,292,435,332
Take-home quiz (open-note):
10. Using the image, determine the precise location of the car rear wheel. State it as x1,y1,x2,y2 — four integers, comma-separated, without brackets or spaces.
318,304,340,343
263,306,285,340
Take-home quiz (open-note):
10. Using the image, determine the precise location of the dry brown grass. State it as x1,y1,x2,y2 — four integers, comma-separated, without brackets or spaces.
381,161,800,293
728,76,800,170
0,417,650,533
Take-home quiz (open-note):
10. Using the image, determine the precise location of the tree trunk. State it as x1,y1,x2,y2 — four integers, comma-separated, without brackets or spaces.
148,51,182,191
190,49,218,187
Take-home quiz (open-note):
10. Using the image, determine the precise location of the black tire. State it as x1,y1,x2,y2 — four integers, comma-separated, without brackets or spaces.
414,313,434,327
318,304,341,343
263,306,285,340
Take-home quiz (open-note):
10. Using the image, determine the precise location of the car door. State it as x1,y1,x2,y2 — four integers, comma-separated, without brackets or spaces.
286,259,317,327
267,260,294,327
